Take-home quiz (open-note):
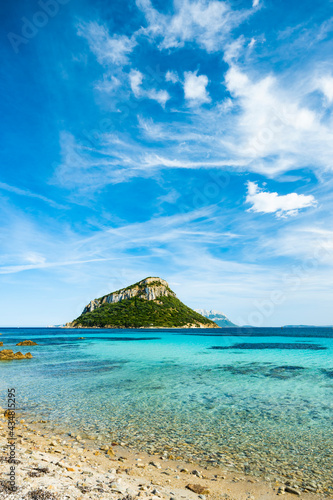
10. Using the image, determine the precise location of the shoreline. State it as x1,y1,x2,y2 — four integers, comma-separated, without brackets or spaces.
1,409,331,500
62,324,220,329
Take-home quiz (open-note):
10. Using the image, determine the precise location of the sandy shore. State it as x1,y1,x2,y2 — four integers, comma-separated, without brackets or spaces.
1,409,332,500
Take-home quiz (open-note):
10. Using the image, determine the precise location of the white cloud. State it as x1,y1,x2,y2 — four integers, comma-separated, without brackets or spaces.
146,89,170,107
316,75,333,103
129,70,170,107
183,71,211,104
129,69,144,97
252,0,260,7
24,252,46,265
165,70,179,83
248,37,256,49
246,181,317,217
94,75,121,94
138,117,164,139
136,0,251,53
77,22,136,66
221,63,333,176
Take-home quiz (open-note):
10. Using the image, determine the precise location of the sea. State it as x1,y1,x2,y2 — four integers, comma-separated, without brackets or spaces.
1,327,332,491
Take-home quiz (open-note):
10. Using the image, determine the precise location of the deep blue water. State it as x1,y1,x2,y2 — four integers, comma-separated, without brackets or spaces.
0,327,332,487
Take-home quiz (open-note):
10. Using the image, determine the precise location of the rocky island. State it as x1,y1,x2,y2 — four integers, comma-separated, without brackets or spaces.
195,309,236,327
66,277,219,329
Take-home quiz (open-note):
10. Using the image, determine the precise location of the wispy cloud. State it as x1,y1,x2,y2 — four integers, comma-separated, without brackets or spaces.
136,0,251,52
316,75,333,103
129,69,144,96
77,21,137,66
165,70,179,84
0,181,66,209
129,69,170,107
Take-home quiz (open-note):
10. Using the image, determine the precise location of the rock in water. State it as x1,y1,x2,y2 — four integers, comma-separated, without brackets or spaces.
0,349,33,360
16,340,38,346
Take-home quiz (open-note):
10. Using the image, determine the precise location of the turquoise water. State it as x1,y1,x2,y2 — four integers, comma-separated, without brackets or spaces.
0,327,332,492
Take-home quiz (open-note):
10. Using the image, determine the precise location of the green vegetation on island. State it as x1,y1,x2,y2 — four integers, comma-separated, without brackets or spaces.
67,277,218,329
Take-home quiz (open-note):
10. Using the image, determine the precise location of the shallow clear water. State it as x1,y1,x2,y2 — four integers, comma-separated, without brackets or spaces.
1,327,332,491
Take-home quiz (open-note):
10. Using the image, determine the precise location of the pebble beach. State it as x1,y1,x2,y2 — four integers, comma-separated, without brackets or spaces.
0,409,331,500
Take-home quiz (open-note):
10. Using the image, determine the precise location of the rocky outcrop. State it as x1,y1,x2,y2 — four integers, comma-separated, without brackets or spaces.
82,277,175,314
0,349,33,360
16,340,38,346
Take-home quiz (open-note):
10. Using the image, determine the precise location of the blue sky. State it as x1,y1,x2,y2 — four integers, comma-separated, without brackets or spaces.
1,0,333,326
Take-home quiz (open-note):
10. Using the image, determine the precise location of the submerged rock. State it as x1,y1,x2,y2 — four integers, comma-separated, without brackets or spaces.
16,340,38,346
0,349,33,360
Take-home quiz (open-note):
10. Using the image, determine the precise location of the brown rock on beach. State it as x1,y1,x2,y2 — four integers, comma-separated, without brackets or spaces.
186,483,210,494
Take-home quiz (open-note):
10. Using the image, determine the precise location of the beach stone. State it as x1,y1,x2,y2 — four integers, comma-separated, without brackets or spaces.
186,484,210,495
16,340,38,346
149,461,162,469
192,469,202,477
0,341,3,346
285,486,300,495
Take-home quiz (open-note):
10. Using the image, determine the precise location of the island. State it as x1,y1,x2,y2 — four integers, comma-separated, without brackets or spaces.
65,277,219,329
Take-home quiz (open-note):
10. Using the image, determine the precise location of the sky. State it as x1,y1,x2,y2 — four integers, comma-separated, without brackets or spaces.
1,0,333,327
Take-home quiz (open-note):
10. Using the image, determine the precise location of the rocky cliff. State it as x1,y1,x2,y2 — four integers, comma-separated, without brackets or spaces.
82,277,174,314
66,277,219,329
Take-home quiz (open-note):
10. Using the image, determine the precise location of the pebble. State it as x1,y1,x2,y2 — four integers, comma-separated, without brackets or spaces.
149,461,162,469
284,485,300,496
186,484,210,495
